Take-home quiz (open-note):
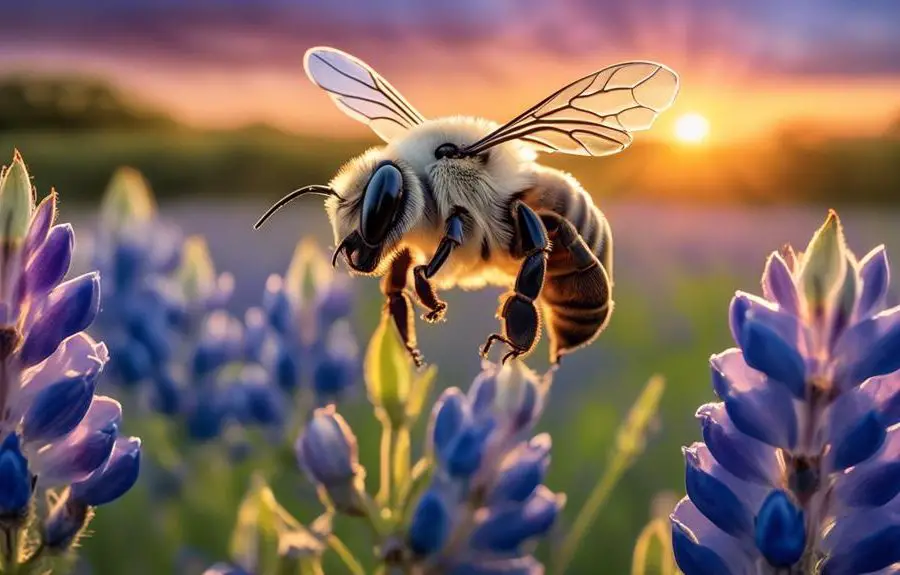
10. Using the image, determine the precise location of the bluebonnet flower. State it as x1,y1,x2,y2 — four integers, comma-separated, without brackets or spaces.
405,360,564,574
0,153,140,556
90,168,185,389
163,309,287,444
250,240,358,406
671,211,900,574
296,405,365,515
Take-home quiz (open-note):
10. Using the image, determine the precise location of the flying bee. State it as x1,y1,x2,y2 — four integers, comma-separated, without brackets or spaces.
255,47,679,366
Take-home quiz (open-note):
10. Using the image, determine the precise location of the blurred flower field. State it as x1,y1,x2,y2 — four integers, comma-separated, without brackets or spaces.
1,153,897,574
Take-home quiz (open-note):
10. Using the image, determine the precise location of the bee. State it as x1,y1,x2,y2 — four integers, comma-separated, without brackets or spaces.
255,47,679,366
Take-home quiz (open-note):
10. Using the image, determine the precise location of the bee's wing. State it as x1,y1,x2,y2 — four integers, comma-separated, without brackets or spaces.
460,62,679,157
304,47,427,142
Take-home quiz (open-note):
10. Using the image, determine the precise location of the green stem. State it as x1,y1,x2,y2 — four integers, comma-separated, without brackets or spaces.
377,421,393,507
3,526,20,574
327,534,366,575
391,425,411,510
552,456,628,575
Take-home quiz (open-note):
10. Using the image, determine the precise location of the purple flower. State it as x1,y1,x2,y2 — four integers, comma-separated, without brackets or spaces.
407,361,562,573
296,405,365,515
672,211,900,574
0,153,140,551
251,240,358,404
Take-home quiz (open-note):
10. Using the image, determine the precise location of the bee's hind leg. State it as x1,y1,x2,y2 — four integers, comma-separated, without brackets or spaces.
479,202,549,363
382,249,424,367
413,208,466,323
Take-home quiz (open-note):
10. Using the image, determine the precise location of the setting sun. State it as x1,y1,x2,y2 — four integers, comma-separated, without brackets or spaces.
674,113,710,144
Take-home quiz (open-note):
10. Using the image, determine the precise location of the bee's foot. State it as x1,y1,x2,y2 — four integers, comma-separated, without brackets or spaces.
480,333,513,360
501,349,524,364
408,347,425,368
423,303,447,324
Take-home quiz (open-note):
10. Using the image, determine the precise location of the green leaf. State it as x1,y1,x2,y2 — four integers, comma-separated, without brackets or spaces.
364,316,412,427
0,151,35,242
631,518,678,575
614,374,665,464
406,364,437,423
100,166,156,230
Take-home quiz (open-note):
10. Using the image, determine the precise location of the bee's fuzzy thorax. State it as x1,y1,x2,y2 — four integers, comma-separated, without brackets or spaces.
387,117,537,281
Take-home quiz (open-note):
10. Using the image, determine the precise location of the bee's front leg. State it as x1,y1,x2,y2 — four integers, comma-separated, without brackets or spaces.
413,208,466,324
382,249,424,367
480,202,549,363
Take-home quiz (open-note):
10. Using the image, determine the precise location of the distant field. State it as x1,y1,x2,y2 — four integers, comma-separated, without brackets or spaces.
71,200,900,575
3,127,900,207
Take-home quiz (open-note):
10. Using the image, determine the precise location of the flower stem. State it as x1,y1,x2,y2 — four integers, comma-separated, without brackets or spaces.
2,526,20,574
327,534,365,575
391,425,411,510
377,420,393,507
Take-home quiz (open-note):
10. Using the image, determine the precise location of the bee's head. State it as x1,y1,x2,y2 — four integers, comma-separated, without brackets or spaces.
254,148,422,276
323,148,424,275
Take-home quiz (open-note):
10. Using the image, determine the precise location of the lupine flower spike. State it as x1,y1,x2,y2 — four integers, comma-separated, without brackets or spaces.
0,153,140,566
672,211,900,574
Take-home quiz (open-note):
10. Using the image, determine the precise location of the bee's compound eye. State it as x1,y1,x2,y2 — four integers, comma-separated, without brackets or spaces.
434,143,460,160
361,162,403,245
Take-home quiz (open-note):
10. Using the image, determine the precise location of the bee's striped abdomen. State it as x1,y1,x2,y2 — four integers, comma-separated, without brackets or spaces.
518,166,614,362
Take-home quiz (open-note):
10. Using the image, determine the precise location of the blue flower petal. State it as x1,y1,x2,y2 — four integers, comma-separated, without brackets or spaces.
24,193,56,258
762,252,800,316
469,486,562,553
70,436,141,507
826,387,888,471
683,444,755,539
445,421,493,478
31,396,121,486
490,434,551,504
830,411,885,471
834,426,900,507
711,350,799,449
832,305,900,390
22,375,96,443
408,489,451,556
739,314,807,397
822,522,900,575
430,388,468,459
696,403,780,486
754,490,805,568
0,434,31,516
670,498,751,575
857,246,890,317
25,224,73,295
296,406,357,486
21,273,101,366
855,373,900,427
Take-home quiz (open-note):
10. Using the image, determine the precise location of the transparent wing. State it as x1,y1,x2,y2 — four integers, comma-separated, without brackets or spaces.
303,46,427,142
460,61,679,157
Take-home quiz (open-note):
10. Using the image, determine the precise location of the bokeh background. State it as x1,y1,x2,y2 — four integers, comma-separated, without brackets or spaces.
2,1,899,573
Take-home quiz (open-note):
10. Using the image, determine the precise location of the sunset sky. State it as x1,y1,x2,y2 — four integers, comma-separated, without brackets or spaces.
2,0,899,143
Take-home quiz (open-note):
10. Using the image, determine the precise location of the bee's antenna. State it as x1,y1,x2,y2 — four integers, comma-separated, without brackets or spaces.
253,185,342,230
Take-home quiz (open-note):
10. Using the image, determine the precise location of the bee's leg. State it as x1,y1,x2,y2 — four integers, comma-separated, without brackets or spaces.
479,202,549,363
382,249,424,367
413,208,466,324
